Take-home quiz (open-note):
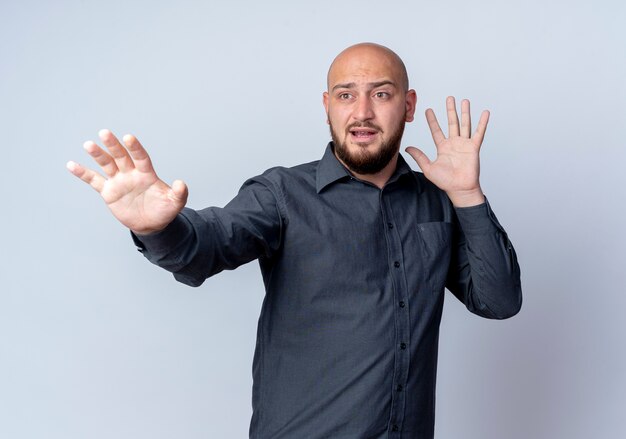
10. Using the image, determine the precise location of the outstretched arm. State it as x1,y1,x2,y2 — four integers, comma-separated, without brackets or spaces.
406,96,488,207
68,129,283,287
67,129,188,235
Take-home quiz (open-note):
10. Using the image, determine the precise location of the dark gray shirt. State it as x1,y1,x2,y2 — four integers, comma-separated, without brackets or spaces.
134,143,522,439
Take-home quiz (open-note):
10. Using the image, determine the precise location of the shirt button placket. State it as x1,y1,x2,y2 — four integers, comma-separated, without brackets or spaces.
380,192,409,437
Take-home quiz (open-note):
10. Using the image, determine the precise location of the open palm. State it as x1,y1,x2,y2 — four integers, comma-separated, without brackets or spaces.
67,129,188,235
407,96,488,207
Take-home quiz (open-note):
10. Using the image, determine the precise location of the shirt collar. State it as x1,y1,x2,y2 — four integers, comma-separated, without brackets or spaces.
316,142,419,193
316,143,351,193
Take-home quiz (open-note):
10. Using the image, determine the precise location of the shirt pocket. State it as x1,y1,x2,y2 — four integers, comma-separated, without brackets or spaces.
416,221,453,291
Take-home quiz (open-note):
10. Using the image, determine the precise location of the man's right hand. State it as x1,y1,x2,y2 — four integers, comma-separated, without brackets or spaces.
66,129,188,236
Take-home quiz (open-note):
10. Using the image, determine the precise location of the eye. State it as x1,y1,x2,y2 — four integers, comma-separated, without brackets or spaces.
375,91,390,99
338,92,352,100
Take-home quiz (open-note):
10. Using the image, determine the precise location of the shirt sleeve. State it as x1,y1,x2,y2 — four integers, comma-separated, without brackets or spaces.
445,198,522,319
132,175,283,287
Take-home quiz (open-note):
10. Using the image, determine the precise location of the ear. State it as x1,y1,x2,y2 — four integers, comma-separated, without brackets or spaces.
323,91,330,124
404,89,417,123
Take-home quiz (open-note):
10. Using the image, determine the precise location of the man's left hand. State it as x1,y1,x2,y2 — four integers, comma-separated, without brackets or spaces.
406,96,488,208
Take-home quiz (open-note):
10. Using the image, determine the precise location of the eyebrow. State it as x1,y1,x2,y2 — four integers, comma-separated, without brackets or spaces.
332,80,397,92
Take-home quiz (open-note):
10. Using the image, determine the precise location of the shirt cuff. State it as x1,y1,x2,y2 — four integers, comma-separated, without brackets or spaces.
131,213,194,254
453,197,505,235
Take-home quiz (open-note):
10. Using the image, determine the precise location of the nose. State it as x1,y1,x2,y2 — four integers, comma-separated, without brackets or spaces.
353,96,374,122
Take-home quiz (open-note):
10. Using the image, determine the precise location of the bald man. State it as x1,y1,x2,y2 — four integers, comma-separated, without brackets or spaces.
68,43,522,439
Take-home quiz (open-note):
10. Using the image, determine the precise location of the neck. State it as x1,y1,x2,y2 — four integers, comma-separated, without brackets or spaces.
336,153,399,189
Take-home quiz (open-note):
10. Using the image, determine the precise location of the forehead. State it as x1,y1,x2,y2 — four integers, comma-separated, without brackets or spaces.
327,47,405,89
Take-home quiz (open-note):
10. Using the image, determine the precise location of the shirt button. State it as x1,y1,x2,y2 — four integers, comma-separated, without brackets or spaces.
400,342,407,350
392,425,399,432
394,261,400,268
396,384,403,391
387,222,394,229
399,301,405,308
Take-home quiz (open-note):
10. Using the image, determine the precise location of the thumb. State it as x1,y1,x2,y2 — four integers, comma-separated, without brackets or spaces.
405,147,431,173
170,179,189,206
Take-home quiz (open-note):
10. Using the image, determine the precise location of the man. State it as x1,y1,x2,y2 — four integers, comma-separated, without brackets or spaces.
67,43,521,438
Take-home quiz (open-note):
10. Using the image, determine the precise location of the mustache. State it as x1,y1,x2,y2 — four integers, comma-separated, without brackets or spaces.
346,122,383,133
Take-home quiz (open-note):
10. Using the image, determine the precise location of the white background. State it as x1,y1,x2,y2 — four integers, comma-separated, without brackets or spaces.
1,0,625,437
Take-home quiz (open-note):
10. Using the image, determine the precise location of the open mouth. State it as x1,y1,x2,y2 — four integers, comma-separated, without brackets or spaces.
349,128,378,142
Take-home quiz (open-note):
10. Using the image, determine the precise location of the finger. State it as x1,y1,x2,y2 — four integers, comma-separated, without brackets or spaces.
405,146,431,174
99,129,135,172
122,134,155,174
472,110,490,148
460,99,471,138
170,179,189,205
83,140,118,177
446,96,460,137
425,108,445,146
66,160,105,193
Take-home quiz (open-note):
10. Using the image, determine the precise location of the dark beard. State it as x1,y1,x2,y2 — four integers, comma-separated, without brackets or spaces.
330,120,405,175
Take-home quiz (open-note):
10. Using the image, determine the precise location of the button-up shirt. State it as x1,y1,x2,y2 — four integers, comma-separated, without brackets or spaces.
134,143,522,439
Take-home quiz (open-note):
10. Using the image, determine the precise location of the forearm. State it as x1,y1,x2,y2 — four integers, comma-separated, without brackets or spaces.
447,200,522,319
132,208,197,267
132,177,283,287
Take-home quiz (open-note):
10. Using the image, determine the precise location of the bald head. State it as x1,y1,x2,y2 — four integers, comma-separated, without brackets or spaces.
327,43,409,92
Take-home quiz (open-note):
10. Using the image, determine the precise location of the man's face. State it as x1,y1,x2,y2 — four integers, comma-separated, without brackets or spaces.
323,45,417,175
